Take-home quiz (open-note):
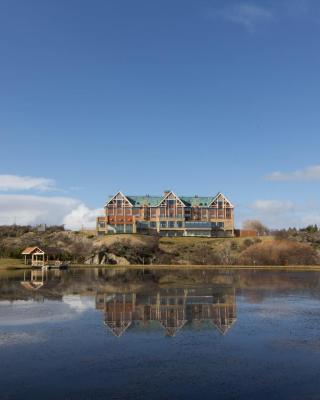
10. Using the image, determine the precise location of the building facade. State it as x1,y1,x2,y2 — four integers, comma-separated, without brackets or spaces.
96,190,234,237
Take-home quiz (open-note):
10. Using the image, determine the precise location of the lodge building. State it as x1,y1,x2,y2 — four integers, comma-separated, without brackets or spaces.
96,190,234,237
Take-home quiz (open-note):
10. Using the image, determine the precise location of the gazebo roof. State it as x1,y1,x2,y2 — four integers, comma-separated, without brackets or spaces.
21,246,61,256
21,246,41,255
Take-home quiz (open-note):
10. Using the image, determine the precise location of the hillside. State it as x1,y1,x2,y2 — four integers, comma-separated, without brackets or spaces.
1,225,320,266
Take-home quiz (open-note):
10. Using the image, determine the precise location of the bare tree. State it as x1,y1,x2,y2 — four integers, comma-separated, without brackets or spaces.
243,220,269,236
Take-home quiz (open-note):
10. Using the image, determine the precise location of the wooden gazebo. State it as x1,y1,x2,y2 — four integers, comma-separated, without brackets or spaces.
21,246,61,267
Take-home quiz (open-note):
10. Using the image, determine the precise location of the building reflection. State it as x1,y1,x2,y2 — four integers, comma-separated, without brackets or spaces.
96,287,237,337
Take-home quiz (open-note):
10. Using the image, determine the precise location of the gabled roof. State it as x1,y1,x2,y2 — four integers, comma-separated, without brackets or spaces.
21,246,40,255
209,192,234,208
156,191,186,207
104,191,233,208
21,246,61,255
104,191,134,207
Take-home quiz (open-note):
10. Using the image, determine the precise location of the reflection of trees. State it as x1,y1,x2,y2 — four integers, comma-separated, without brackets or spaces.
4,267,320,305
96,287,237,337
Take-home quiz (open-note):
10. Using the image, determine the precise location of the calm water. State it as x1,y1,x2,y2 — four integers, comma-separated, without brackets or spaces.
1,268,320,400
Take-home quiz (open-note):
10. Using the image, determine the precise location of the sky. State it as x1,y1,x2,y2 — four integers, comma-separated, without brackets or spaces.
0,0,320,229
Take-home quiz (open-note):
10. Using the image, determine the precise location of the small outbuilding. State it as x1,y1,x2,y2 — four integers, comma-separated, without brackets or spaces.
21,246,61,267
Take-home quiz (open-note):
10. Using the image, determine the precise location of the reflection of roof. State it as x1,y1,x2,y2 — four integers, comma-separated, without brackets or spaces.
159,320,187,337
104,320,132,337
212,318,237,335
20,281,44,290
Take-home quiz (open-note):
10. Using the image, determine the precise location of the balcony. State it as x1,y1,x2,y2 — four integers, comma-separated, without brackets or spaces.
159,216,184,220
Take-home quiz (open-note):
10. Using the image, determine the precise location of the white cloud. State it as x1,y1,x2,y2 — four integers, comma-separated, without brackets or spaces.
63,204,102,230
0,174,102,229
219,3,274,31
266,165,320,181
237,198,320,229
251,200,295,215
0,175,55,191
0,195,80,225
0,194,102,229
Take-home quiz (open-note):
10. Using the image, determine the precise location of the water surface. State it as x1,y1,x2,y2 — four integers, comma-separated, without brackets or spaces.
1,268,320,399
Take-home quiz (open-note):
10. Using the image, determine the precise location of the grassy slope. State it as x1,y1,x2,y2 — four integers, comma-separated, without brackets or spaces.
158,235,272,253
0,258,24,269
4,232,312,267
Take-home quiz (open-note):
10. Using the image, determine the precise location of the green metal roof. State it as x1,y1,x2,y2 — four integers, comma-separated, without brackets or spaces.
180,196,214,207
126,196,163,206
126,195,216,207
106,192,232,207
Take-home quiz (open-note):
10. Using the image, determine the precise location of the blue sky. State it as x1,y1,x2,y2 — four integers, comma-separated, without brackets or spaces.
1,0,320,228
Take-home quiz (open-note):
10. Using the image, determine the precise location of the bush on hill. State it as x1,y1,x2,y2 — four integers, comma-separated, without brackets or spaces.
240,240,319,266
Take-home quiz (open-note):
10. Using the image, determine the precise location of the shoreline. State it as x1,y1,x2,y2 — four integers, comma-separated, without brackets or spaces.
2,262,320,272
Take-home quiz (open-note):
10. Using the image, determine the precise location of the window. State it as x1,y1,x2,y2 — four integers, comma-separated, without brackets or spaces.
116,225,124,233
125,224,133,233
150,222,156,228
107,207,114,215
177,221,183,228
218,210,224,218
160,221,167,228
209,209,217,218
168,221,175,228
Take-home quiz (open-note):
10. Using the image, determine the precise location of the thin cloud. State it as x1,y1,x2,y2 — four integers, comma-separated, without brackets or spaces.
0,175,55,191
217,3,274,31
237,198,320,229
251,199,295,215
283,0,311,17
266,165,320,181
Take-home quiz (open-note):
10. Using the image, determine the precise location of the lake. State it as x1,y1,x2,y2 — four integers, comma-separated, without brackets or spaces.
1,267,320,399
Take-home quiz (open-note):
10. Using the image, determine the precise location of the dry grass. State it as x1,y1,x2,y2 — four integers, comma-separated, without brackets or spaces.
158,235,272,253
0,258,24,269
95,234,158,247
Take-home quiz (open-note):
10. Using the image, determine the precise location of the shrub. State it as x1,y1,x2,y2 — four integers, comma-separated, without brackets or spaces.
189,244,221,265
240,240,319,266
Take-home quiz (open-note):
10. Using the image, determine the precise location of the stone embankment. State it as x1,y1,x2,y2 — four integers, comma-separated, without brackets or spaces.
84,251,130,265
